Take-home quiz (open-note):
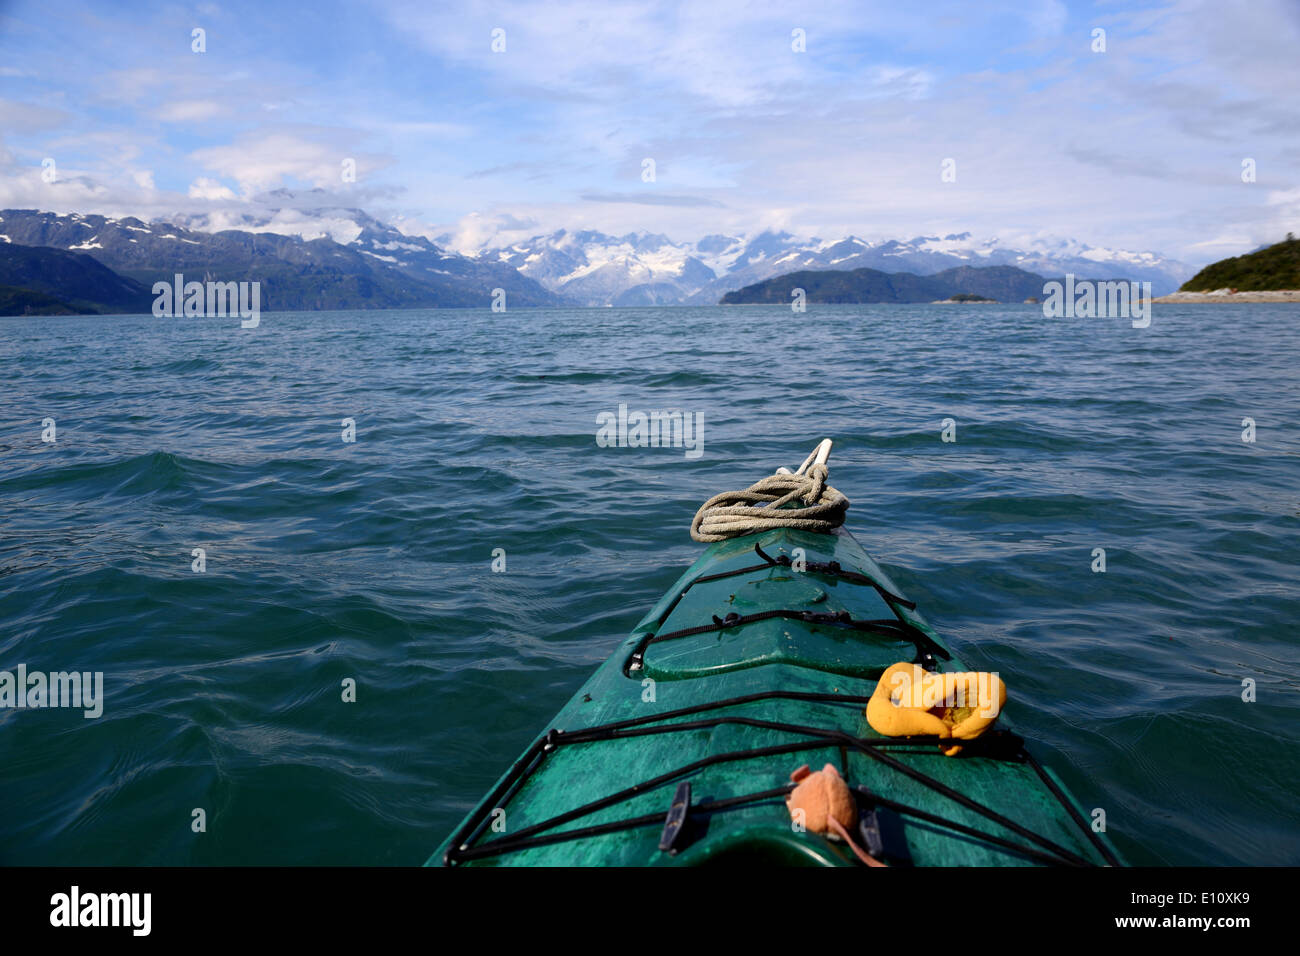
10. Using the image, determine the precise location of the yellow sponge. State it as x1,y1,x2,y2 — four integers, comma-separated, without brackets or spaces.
866,662,1007,756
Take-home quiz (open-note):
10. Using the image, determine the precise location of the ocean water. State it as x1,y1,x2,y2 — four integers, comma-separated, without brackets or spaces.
0,303,1296,866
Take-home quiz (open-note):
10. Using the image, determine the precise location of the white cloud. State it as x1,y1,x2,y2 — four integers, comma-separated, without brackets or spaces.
435,211,518,254
180,206,366,244
189,133,381,193
188,177,238,200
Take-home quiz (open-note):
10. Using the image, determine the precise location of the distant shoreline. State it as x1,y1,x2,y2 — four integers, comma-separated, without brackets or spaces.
1155,289,1300,303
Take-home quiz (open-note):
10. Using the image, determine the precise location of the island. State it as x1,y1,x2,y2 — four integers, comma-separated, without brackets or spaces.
720,264,1053,304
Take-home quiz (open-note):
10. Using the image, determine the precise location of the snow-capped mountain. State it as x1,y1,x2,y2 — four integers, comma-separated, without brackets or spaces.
0,196,563,310
466,229,1192,304
476,230,720,306
5,191,1189,312
167,190,562,305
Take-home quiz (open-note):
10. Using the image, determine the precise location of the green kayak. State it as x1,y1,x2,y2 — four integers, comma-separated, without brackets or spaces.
432,465,1119,867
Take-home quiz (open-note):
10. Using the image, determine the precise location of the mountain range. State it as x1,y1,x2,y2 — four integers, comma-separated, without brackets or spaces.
0,197,1193,314
0,205,561,312
462,228,1191,304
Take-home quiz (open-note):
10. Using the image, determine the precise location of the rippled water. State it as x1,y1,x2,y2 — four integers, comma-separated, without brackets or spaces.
0,304,1296,865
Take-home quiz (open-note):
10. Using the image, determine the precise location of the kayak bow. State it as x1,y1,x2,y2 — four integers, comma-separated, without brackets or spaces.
431,449,1119,867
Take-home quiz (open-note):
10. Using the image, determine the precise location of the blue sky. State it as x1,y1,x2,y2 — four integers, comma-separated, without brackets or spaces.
1,0,1297,264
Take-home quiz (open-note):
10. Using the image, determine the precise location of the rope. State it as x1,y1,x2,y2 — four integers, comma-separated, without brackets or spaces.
690,462,849,542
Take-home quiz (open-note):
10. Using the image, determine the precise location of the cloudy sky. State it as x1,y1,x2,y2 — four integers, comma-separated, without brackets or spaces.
1,0,1297,265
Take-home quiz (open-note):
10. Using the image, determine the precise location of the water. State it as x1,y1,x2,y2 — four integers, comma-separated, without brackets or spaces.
0,304,1296,866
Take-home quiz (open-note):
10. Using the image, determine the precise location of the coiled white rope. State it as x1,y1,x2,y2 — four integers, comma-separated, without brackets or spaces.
690,440,850,542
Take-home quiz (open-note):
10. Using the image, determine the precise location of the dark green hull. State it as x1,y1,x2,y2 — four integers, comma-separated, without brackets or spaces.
432,528,1119,867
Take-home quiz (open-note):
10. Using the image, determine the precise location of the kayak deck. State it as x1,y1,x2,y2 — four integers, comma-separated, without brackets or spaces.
432,528,1118,867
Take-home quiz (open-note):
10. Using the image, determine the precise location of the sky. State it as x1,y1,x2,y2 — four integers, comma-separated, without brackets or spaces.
0,0,1297,265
